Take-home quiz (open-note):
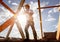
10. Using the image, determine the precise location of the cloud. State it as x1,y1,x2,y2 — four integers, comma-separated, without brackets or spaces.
53,8,58,13
56,1,60,5
48,9,53,14
40,1,49,7
0,6,5,12
45,18,56,21
0,6,13,26
0,7,4,13
48,8,58,14
30,1,49,12
8,0,11,4
8,2,18,11
53,25,58,28
11,3,18,6
30,2,38,11
41,1,49,12
45,14,56,22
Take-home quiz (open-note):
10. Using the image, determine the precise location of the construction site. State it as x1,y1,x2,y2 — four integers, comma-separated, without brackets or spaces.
0,0,60,42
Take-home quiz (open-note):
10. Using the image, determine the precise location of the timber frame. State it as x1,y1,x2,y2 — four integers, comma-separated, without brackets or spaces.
0,0,60,40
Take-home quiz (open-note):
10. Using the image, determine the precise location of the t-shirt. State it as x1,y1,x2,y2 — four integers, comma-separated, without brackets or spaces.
24,9,34,22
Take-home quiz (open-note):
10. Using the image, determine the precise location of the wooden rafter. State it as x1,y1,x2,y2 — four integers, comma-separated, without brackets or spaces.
0,1,15,14
16,0,25,14
16,20,25,39
38,0,43,38
6,22,14,38
0,0,25,39
0,0,2,3
0,0,25,32
37,5,60,9
0,17,15,32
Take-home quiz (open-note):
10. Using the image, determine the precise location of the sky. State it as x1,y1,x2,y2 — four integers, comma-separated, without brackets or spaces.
0,0,60,39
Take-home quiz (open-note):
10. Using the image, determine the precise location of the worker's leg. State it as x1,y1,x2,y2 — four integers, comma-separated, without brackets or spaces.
25,23,29,39
31,21,37,40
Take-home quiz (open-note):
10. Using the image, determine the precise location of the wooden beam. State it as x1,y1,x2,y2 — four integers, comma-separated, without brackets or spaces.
6,22,14,38
37,5,60,9
56,15,60,40
0,1,15,14
16,20,25,39
38,0,43,38
0,17,15,32
58,7,60,11
0,0,2,3
16,0,25,14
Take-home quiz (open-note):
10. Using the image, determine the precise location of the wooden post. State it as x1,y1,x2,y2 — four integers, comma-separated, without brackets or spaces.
6,22,14,38
16,20,25,39
16,0,25,14
0,17,15,32
0,0,2,3
38,0,43,39
0,1,15,14
56,7,60,40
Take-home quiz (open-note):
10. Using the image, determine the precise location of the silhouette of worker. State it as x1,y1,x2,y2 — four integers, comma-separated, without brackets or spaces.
23,4,37,40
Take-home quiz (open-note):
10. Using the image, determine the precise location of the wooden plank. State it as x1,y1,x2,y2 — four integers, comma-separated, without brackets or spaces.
56,16,60,40
38,0,43,38
37,5,60,9
16,0,25,14
0,1,15,14
16,20,25,39
6,22,14,38
0,17,15,32
0,0,2,3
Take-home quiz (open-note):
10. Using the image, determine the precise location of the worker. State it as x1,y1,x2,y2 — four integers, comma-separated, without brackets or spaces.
23,4,37,40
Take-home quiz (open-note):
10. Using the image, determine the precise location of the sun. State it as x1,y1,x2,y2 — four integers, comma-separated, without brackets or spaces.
17,14,27,26
16,8,27,28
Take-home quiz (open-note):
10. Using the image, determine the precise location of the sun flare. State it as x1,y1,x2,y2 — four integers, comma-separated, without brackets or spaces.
17,14,27,26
